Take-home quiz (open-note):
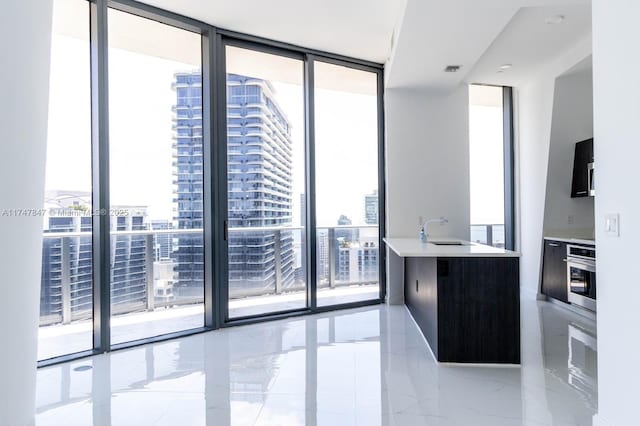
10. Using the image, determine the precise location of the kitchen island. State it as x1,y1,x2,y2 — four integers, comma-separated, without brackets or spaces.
384,238,521,364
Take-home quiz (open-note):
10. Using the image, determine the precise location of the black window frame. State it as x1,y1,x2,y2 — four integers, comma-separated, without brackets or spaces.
468,84,516,251
39,0,386,367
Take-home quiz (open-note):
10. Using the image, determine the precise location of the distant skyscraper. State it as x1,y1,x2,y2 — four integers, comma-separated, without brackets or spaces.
359,236,379,283
336,214,358,244
150,219,173,261
40,192,150,323
364,190,379,225
333,213,378,284
40,191,93,324
337,215,351,226
317,229,329,285
110,206,148,312
335,243,379,283
300,193,306,229
226,73,295,296
295,193,307,284
335,214,355,283
172,72,204,295
173,72,295,298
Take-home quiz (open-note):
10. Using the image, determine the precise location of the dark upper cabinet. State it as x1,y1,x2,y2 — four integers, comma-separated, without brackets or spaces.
541,239,568,303
571,138,594,198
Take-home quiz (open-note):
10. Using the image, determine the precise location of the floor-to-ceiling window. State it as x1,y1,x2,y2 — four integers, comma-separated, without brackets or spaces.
468,84,514,249
107,9,205,344
39,0,93,361
38,0,384,365
313,62,382,307
224,44,306,319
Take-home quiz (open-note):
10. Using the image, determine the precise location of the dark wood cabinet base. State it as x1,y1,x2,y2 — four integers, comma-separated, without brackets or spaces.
541,240,569,303
405,257,520,364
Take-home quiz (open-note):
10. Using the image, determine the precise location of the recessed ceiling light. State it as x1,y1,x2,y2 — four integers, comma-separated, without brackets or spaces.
499,64,512,70
545,14,565,25
444,65,462,73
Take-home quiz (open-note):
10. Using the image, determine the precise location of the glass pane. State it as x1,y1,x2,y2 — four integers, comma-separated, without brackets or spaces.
225,46,306,319
314,61,380,307
108,9,204,344
469,85,505,248
39,0,93,361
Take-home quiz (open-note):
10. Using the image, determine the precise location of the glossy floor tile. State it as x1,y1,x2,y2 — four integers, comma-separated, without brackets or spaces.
35,298,597,425
38,285,379,361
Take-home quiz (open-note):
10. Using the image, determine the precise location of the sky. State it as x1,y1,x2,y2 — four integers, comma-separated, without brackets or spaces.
469,102,505,225
46,31,379,228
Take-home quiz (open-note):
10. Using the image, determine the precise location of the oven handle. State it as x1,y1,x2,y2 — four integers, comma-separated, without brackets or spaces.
567,258,596,273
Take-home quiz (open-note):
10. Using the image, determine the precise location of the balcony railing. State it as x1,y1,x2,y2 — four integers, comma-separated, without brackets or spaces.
40,225,379,327
470,224,505,248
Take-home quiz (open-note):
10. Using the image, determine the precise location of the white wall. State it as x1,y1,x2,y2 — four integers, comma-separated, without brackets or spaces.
592,1,640,424
543,64,594,238
0,1,53,425
384,86,470,239
515,36,592,298
516,76,554,298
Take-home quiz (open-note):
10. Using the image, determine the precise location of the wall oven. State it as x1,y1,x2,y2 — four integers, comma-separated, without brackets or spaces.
566,244,596,312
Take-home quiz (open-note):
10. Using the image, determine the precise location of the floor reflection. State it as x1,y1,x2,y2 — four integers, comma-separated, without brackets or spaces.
36,299,597,425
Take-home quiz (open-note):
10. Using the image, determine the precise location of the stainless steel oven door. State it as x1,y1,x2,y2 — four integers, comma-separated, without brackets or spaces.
567,258,597,312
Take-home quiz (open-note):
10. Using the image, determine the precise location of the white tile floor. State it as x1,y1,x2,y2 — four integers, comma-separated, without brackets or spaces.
38,285,380,360
35,298,597,425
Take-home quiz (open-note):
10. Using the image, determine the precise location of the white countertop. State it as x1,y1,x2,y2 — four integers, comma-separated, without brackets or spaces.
544,236,595,246
383,238,521,258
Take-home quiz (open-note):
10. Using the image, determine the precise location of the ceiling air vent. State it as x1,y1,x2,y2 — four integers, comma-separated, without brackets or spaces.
444,65,462,73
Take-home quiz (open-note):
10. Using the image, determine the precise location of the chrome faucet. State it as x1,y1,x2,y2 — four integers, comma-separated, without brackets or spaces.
422,217,448,241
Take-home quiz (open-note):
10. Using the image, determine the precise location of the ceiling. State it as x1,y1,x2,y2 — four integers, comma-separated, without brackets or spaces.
134,0,591,90
138,0,404,64
386,0,592,90
467,4,592,87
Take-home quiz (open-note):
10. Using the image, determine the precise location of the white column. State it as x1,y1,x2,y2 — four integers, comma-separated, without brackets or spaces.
593,1,640,425
0,1,53,425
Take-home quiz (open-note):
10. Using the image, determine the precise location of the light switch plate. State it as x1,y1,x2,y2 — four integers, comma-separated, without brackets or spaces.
605,213,620,237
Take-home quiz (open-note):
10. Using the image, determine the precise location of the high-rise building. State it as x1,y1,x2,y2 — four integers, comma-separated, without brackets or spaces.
295,193,306,284
110,206,148,313
40,191,93,325
336,241,379,284
359,238,379,283
173,72,295,298
40,192,150,323
317,229,329,286
335,214,357,284
172,72,204,294
336,214,359,244
333,213,378,284
337,215,351,226
149,220,173,261
336,242,379,284
364,190,379,225
227,73,295,297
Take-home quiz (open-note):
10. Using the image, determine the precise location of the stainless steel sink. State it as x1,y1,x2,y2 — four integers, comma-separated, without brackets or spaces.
429,241,466,246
